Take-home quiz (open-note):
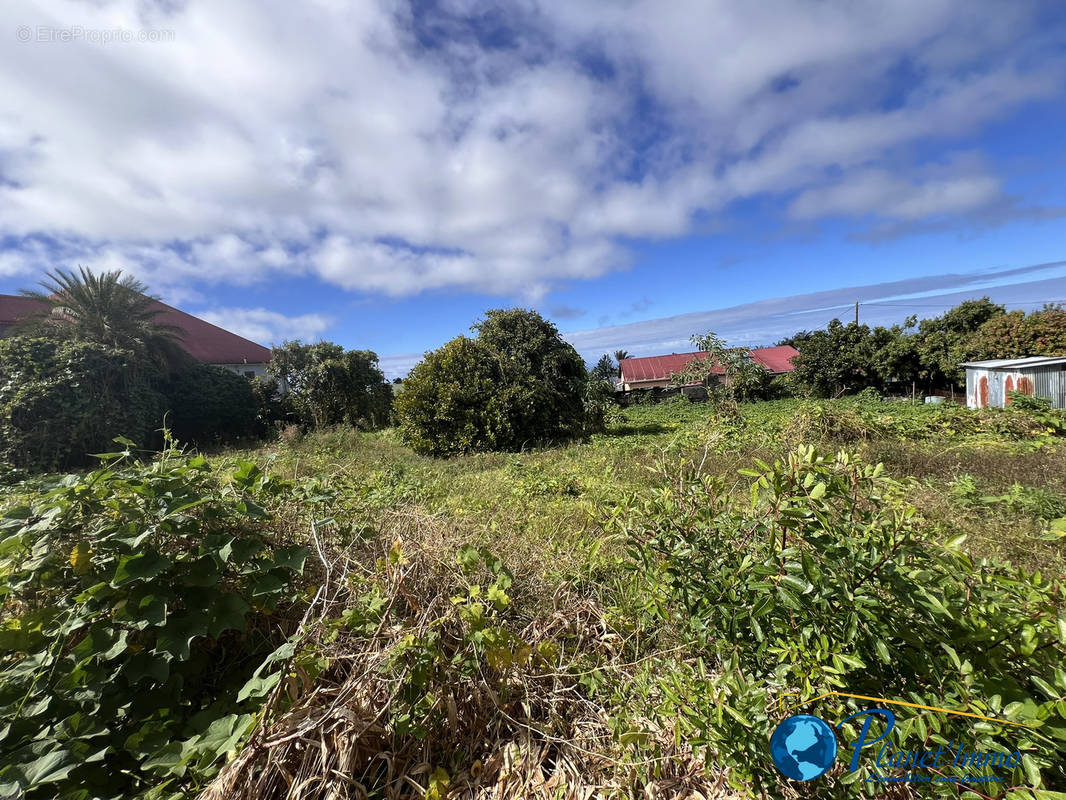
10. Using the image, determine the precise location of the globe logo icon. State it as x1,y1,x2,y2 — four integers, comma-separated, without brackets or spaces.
769,714,838,781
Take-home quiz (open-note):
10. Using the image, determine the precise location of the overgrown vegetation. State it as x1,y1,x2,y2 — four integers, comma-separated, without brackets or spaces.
785,298,1066,397
0,269,396,471
2,279,1066,798
3,396,1064,799
0,441,309,798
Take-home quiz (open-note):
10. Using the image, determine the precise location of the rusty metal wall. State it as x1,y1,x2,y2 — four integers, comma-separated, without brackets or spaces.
965,365,1065,409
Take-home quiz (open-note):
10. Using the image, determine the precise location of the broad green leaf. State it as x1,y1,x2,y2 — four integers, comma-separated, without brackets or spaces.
155,611,208,661
21,749,77,788
206,594,250,637
776,586,801,611
111,550,171,588
272,546,310,573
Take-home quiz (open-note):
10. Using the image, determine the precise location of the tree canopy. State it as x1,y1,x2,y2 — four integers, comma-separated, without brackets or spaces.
268,341,391,430
395,308,590,456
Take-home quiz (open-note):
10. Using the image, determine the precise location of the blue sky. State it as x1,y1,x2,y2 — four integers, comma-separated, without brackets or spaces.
2,1,1065,376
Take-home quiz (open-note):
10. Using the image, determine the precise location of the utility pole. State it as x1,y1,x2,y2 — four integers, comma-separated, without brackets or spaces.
855,301,859,326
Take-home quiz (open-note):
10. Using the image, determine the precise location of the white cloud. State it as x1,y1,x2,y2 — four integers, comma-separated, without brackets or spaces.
193,307,332,346
0,0,1061,300
789,170,1001,221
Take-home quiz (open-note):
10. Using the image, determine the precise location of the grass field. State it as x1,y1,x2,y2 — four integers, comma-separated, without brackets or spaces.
4,396,1066,799
228,396,1066,579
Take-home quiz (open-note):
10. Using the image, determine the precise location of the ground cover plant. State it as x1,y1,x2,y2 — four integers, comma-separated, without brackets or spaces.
1,397,1065,799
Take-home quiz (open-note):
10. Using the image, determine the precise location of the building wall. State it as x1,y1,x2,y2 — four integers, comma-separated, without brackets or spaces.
217,363,270,379
621,378,672,391
966,366,1065,409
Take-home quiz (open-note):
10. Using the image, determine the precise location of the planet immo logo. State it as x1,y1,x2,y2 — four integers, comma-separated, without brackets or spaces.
768,693,1030,786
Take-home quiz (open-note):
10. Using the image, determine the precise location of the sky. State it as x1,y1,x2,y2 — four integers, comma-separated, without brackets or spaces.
2,1,1066,377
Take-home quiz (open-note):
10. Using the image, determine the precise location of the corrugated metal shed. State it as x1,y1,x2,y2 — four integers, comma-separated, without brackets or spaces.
962,356,1066,409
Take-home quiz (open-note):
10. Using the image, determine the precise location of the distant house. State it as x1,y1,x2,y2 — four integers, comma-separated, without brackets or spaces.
0,294,271,378
618,345,799,391
961,356,1066,409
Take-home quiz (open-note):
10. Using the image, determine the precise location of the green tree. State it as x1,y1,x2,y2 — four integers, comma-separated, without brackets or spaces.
396,309,589,456
971,303,1066,360
0,337,167,471
870,316,920,389
19,267,186,370
268,341,391,430
472,308,589,446
590,353,616,381
613,349,630,378
790,320,880,397
161,363,264,443
671,332,771,403
914,297,1005,388
394,337,509,456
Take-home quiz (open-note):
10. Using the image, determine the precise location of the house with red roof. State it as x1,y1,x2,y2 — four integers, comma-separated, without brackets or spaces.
0,294,271,378
618,345,799,390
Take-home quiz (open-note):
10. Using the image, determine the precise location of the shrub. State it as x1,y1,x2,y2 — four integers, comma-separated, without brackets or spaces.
161,362,264,444
395,337,510,456
0,446,309,799
278,423,304,447
0,337,167,472
583,378,618,433
396,309,589,456
268,341,392,431
473,308,589,445
615,446,1066,794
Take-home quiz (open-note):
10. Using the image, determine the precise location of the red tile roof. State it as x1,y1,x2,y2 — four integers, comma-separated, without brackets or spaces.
620,345,799,384
0,294,270,365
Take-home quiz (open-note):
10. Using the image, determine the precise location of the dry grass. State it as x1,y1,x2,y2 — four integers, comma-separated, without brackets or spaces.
200,507,737,800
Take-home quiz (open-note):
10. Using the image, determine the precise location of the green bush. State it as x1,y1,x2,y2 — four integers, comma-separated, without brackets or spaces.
161,363,264,444
0,337,167,472
396,309,589,456
615,446,1066,794
268,341,392,431
0,446,308,799
395,336,511,456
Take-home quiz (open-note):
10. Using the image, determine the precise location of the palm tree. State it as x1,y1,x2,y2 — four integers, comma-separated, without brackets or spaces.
20,267,187,369
613,349,630,378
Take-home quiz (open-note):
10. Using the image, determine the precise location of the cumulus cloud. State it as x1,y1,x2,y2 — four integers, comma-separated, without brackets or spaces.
0,0,1062,299
193,307,332,346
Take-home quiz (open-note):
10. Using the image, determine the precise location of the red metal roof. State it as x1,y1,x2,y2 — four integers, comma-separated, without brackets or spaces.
620,345,799,384
150,301,271,364
0,295,47,326
0,294,270,365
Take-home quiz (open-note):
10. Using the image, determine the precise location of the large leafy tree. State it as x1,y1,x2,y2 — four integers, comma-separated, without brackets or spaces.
268,341,391,429
19,267,185,369
396,309,589,456
473,308,589,446
870,317,921,389
393,337,510,456
790,320,881,397
971,303,1066,360
914,297,1005,387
